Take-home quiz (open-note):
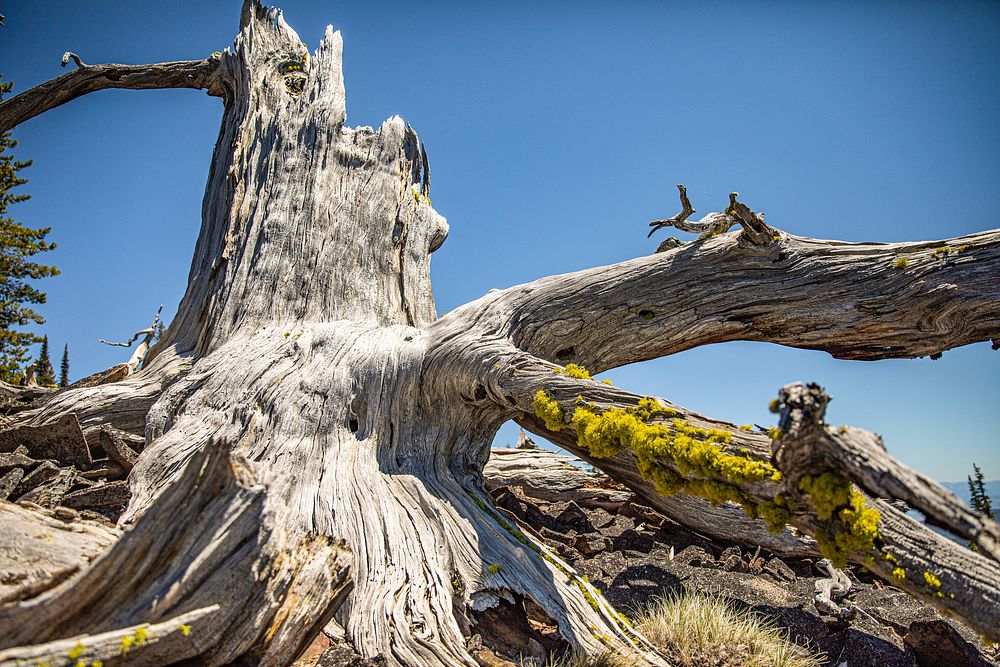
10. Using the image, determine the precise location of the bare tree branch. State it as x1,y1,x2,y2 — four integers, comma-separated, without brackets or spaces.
0,55,227,132
465,226,1000,372
648,186,776,245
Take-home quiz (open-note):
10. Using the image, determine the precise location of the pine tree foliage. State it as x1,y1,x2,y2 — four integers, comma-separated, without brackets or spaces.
968,463,994,520
60,342,69,387
0,76,59,383
35,334,54,386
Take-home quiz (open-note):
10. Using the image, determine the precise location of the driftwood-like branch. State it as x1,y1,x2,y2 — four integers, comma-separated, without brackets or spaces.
648,186,775,245
488,357,1000,639
647,184,697,236
485,447,632,511
98,305,163,374
0,56,226,132
460,227,1000,371
60,51,88,68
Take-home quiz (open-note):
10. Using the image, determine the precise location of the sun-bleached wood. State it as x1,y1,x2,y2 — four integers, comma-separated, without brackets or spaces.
0,1,997,664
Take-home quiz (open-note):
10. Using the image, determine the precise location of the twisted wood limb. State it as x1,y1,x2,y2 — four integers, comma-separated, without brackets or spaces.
813,558,854,620
648,185,775,244
0,56,227,132
98,305,163,374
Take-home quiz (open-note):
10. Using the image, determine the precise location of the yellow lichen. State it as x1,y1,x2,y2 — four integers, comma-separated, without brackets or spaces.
180,624,192,637
739,424,754,431
411,186,432,207
534,391,789,532
894,257,909,269
68,642,85,660
798,473,881,567
488,563,502,574
120,635,134,657
555,363,592,379
533,390,565,431
133,627,148,646
923,571,942,589
892,567,906,580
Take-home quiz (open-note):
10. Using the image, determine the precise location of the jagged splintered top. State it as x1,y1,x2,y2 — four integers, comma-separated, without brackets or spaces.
159,0,449,359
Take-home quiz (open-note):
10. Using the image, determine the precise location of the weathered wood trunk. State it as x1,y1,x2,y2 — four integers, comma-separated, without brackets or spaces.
1,2,999,666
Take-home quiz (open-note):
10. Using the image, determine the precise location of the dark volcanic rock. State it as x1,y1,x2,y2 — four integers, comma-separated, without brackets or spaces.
762,556,797,583
611,528,656,554
905,619,994,667
315,644,386,667
0,413,91,470
552,501,592,532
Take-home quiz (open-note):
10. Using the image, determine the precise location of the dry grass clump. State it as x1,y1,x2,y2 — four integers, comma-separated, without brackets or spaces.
633,591,823,667
543,651,626,667
539,590,822,667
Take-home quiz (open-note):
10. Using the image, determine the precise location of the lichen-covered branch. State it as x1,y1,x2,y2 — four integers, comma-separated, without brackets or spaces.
486,355,1000,639
773,382,1000,563
0,55,227,133
460,226,1000,372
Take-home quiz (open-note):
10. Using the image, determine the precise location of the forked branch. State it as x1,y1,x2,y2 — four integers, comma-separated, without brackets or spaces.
0,54,227,132
648,185,776,245
98,305,163,374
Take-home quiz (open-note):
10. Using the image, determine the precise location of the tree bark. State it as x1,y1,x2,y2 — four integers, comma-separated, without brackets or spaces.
0,1,998,665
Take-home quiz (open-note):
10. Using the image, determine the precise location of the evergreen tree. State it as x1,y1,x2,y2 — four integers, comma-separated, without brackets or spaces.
967,462,993,551
35,334,55,386
0,75,59,383
59,342,69,387
968,463,993,519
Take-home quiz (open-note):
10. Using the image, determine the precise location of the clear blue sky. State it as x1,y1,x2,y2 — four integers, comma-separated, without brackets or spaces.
1,1,997,481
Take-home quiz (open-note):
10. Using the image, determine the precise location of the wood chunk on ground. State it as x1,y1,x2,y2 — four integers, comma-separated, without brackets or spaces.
11,460,59,498
18,468,77,508
0,468,24,500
